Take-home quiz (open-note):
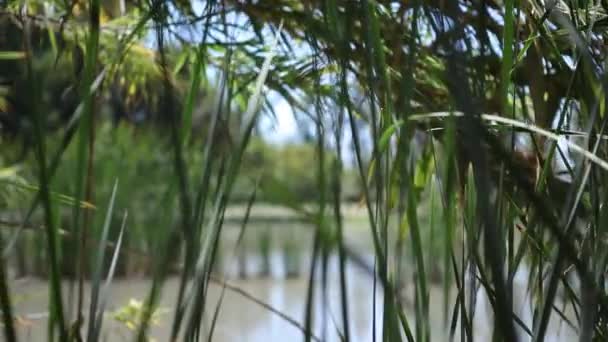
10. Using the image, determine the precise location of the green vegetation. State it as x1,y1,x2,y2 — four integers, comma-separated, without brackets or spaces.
2,0,608,341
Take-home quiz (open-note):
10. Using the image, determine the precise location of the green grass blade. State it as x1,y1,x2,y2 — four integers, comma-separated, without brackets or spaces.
501,0,515,115
0,233,17,342
0,51,25,60
178,22,284,340
72,0,102,329
86,180,118,341
406,180,430,342
23,16,68,340
90,212,127,342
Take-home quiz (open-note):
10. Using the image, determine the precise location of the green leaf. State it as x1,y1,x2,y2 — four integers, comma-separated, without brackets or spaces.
0,51,25,60
501,0,515,114
172,48,191,76
0,166,21,180
413,151,433,190
87,180,118,341
513,34,538,69
378,120,404,152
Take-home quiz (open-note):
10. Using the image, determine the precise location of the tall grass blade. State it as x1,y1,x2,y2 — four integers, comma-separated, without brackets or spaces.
406,179,430,342
72,0,102,330
86,180,119,341
207,183,257,342
23,12,68,340
90,212,127,342
178,21,283,340
501,0,515,115
0,233,17,342
170,4,216,336
323,1,352,331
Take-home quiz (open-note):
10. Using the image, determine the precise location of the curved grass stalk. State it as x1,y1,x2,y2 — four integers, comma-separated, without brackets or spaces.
408,112,608,172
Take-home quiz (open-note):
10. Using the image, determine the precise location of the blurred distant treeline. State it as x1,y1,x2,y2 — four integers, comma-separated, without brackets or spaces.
0,4,366,279
0,7,363,204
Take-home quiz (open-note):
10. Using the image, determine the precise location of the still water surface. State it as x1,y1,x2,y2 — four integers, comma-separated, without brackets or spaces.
9,217,577,341
12,261,418,341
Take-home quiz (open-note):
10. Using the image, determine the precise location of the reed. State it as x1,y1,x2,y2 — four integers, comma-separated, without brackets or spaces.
3,0,608,341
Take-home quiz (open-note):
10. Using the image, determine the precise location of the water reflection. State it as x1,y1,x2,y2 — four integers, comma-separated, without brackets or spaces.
9,220,578,341
11,220,389,341
11,258,387,341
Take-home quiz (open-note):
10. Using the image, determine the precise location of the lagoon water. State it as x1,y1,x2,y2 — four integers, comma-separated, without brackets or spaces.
8,210,578,341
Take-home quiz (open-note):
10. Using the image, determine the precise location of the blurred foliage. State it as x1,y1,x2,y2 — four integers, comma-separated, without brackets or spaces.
3,0,608,340
243,137,362,202
1,123,362,275
112,298,168,333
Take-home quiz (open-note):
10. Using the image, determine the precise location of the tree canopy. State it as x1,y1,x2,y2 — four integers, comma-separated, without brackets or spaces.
4,1,606,133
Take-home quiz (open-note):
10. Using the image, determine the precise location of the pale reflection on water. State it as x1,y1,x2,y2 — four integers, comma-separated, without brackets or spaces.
11,259,393,341
9,219,578,341
9,260,578,341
